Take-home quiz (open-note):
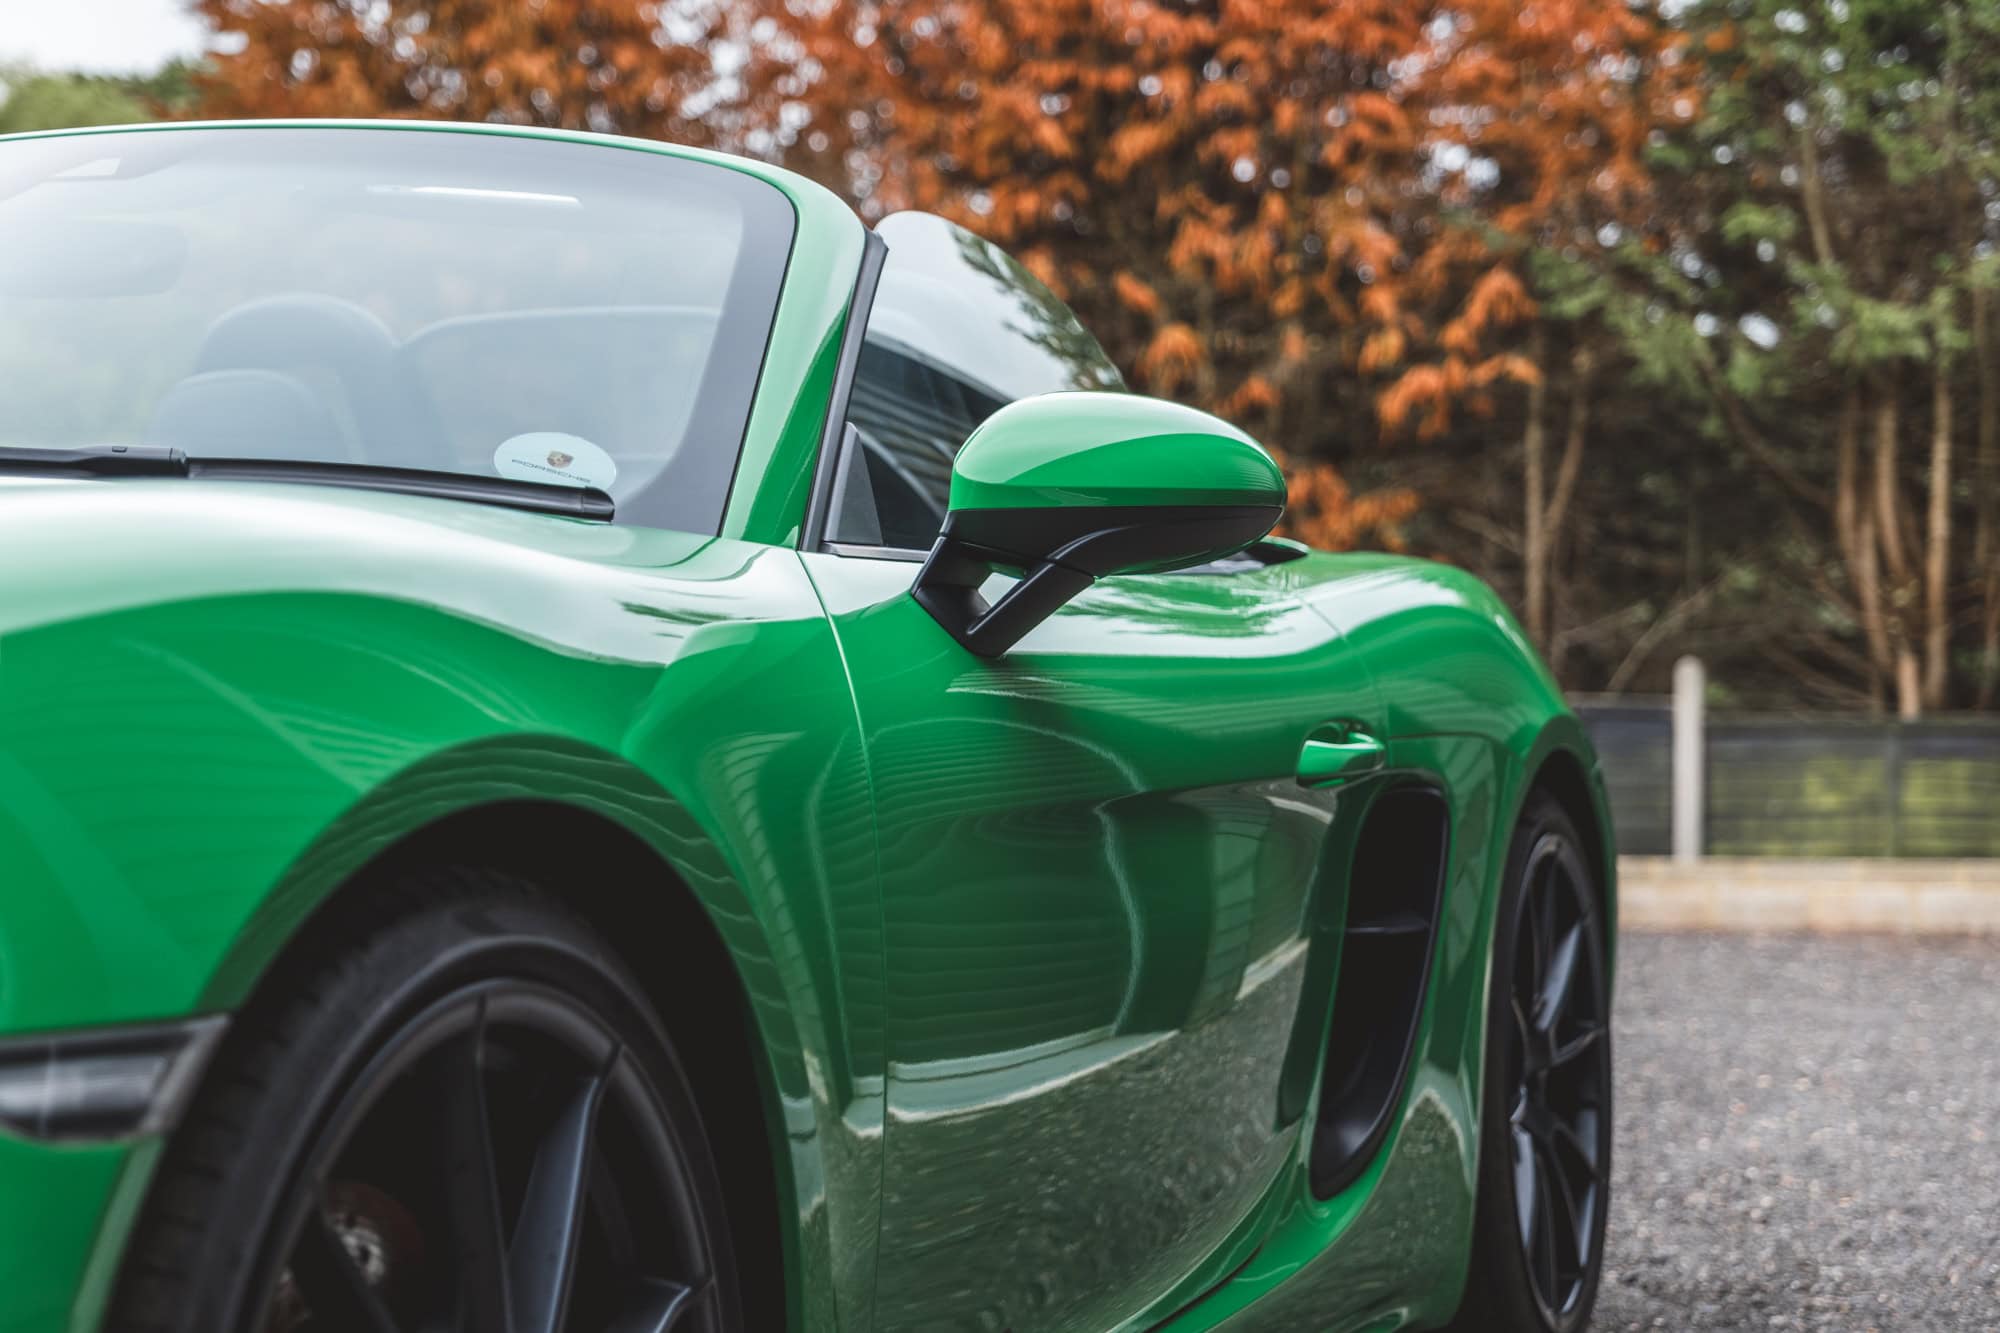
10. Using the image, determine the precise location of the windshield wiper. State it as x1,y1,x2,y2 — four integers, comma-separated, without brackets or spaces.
188,457,616,521
0,444,187,476
0,446,615,521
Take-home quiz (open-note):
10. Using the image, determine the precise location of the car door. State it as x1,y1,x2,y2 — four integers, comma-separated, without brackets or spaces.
801,214,1384,1331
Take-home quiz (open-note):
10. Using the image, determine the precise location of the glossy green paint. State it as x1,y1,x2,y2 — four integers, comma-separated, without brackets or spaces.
0,1138,131,1333
803,549,1379,1330
0,476,888,1333
794,547,1614,1333
0,121,1612,1333
947,392,1284,514
1162,554,1618,1332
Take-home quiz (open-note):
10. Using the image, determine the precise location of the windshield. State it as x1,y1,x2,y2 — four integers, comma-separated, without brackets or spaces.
0,126,795,531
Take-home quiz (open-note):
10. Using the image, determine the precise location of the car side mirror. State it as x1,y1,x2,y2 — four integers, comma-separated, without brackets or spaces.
912,391,1285,657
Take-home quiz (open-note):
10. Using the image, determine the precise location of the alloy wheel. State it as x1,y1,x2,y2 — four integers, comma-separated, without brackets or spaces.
1504,833,1612,1328
250,980,723,1333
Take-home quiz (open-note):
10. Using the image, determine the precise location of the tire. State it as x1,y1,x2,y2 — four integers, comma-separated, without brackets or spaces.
108,869,746,1333
1447,793,1614,1332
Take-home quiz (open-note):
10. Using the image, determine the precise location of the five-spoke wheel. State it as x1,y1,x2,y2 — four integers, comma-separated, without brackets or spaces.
259,985,717,1333
1449,793,1613,1332
1503,831,1612,1326
107,876,746,1333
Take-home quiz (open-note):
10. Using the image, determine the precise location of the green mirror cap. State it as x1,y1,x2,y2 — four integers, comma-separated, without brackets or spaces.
948,392,1285,514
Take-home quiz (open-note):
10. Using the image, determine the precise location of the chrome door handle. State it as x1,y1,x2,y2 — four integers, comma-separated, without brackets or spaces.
1297,723,1386,788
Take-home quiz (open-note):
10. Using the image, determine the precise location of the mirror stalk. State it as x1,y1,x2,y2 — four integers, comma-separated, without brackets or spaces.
913,535,1095,658
913,502,1279,657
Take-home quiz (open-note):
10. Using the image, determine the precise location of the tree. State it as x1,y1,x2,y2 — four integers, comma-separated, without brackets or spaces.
181,0,2000,708
1624,0,2000,716
0,68,151,133
193,0,737,145
751,0,1439,550
1375,0,1691,659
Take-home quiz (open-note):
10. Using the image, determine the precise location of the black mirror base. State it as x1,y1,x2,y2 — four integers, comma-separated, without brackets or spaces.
912,534,1094,658
911,502,1281,657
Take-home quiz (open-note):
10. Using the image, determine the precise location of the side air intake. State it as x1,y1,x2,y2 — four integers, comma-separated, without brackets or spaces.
1310,785,1449,1197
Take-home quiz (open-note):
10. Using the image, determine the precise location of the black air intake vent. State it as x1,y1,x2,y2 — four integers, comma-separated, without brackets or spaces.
1310,785,1449,1197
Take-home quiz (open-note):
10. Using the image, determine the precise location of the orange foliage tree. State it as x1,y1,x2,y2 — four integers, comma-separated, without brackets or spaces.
751,0,1682,562
189,0,1677,571
749,0,1436,550
1379,0,1693,648
192,0,735,144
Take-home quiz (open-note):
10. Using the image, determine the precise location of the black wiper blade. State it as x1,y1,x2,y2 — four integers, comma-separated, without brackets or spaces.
186,457,615,521
0,445,614,521
0,444,186,476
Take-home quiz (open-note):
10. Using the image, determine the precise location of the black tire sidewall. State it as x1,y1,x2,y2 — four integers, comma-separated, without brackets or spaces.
1452,794,1613,1333
111,878,742,1333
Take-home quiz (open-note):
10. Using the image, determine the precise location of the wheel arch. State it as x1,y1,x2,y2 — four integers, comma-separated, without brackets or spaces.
190,739,830,1331
329,798,789,1328
1520,714,1619,970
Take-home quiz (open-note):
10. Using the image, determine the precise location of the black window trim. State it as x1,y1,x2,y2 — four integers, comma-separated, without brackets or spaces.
805,219,1255,571
799,226,889,554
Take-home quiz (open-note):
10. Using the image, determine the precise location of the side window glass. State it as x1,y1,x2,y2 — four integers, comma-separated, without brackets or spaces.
828,212,1122,551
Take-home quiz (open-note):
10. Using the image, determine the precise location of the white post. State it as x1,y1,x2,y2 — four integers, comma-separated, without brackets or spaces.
1671,655,1706,864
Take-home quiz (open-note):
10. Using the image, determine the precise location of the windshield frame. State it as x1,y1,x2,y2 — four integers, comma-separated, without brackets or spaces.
0,121,800,535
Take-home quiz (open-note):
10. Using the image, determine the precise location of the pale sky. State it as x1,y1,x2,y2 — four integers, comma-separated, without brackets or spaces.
0,0,211,74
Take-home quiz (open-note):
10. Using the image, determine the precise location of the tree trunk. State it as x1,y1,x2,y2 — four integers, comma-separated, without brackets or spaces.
1985,577,2000,713
1835,389,1888,708
1976,283,1999,709
1834,388,1861,567
1536,344,1594,661
1896,647,1922,720
1798,123,1839,268
1873,393,1923,719
1546,348,1593,553
1923,357,1953,711
1856,506,1888,716
1683,433,1702,600
1522,325,1551,650
1873,395,1911,589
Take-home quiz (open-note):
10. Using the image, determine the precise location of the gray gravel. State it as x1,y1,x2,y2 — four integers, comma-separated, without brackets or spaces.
1598,932,2000,1330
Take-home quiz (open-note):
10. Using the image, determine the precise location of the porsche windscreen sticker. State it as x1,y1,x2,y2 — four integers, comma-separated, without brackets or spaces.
493,433,618,491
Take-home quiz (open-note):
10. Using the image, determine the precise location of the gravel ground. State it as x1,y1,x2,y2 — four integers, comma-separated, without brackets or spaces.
1597,932,2000,1331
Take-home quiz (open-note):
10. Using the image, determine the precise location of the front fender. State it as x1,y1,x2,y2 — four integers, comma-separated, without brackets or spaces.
0,528,879,1333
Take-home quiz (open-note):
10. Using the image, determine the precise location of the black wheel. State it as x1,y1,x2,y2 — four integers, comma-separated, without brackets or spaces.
1448,793,1612,1332
109,871,745,1333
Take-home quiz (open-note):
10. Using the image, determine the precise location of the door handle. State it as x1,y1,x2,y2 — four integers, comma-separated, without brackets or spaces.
1297,723,1386,788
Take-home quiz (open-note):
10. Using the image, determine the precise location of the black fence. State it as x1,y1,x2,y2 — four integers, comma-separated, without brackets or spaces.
1574,701,2000,858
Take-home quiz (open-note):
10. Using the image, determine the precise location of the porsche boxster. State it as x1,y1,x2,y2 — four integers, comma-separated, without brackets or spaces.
0,121,1616,1333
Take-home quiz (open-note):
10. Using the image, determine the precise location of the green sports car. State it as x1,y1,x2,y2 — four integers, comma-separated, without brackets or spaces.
0,121,1616,1333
